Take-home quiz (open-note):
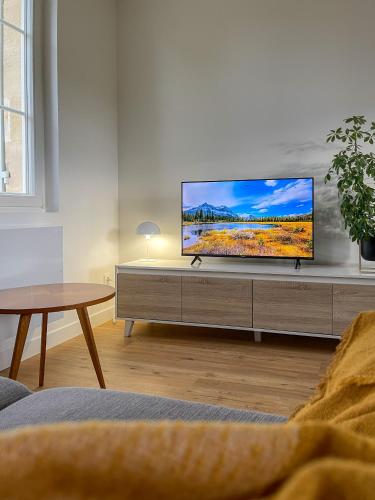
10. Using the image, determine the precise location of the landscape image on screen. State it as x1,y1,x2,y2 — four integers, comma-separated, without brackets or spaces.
182,178,313,258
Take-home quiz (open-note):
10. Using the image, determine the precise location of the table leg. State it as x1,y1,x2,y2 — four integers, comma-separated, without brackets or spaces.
39,312,48,387
76,307,106,389
9,314,32,380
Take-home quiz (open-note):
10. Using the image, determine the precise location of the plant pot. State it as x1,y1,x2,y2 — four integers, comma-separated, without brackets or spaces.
361,238,375,261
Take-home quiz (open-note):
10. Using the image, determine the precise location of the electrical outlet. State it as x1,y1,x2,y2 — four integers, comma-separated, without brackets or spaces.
103,272,112,284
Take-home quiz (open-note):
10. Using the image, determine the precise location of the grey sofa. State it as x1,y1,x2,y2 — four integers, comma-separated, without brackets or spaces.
0,377,286,431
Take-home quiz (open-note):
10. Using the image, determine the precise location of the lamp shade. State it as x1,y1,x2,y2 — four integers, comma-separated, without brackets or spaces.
136,221,161,236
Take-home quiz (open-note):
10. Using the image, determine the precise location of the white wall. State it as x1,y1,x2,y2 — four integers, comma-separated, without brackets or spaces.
117,0,375,265
0,0,119,369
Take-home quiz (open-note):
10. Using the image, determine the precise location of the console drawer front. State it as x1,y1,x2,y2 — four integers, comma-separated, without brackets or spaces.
333,284,375,335
182,277,252,327
117,273,181,321
253,280,332,334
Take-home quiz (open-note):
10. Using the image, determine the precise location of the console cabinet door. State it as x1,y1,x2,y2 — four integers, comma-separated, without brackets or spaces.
253,280,332,334
182,277,252,327
333,284,375,335
117,273,181,321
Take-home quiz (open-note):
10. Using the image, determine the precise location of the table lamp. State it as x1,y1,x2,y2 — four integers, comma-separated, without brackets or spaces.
136,221,161,260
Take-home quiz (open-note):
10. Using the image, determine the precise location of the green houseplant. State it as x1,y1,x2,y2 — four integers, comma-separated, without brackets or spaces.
325,115,375,260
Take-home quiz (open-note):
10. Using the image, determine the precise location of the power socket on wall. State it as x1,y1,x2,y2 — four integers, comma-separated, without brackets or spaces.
103,272,112,285
103,272,116,324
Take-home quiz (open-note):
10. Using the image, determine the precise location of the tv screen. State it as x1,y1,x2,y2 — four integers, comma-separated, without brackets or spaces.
181,177,314,259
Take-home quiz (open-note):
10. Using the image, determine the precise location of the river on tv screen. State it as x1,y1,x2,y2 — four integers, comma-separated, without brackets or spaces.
182,178,313,258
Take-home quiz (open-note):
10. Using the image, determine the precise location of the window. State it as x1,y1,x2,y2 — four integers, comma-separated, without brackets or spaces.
0,0,42,207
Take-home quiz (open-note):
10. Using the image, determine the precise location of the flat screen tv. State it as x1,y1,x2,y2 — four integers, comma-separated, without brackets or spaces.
181,177,314,261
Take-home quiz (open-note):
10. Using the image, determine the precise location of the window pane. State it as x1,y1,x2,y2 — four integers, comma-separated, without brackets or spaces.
3,25,23,111
2,0,22,28
4,111,26,193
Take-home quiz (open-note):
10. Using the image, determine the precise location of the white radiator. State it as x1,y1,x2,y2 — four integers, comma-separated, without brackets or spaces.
0,226,63,289
0,226,64,369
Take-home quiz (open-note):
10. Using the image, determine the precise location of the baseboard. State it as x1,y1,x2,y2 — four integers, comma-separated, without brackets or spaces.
0,305,115,372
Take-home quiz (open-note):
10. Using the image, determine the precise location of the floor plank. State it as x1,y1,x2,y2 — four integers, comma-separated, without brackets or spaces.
0,320,338,417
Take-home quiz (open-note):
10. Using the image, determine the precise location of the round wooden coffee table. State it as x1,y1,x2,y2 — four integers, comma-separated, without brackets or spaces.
0,283,115,389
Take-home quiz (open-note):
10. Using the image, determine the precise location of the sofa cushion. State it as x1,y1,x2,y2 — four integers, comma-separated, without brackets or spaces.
0,377,32,411
0,387,286,430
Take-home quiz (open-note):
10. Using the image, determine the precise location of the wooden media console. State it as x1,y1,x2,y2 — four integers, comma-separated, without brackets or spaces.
116,260,375,341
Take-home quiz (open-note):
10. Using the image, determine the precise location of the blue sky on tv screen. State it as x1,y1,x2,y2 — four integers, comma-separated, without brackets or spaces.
182,178,313,218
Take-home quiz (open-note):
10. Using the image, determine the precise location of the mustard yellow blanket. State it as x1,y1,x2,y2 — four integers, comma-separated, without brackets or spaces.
1,312,375,500
1,420,375,500
291,310,375,436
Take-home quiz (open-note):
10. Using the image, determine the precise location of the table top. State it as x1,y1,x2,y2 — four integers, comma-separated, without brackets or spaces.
0,283,116,314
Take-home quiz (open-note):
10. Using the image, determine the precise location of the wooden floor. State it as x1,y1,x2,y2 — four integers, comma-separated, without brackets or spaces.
0,321,338,417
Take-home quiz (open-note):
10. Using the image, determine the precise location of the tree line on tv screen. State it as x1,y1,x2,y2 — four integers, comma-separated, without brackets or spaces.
182,211,313,223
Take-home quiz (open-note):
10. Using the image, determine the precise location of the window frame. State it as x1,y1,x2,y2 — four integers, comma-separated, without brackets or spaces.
0,0,44,209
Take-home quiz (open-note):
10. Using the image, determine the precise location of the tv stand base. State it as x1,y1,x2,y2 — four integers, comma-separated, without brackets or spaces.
191,255,202,266
294,258,301,270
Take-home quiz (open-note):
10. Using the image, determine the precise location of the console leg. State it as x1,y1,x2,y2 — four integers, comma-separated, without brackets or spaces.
254,331,262,343
124,320,134,338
